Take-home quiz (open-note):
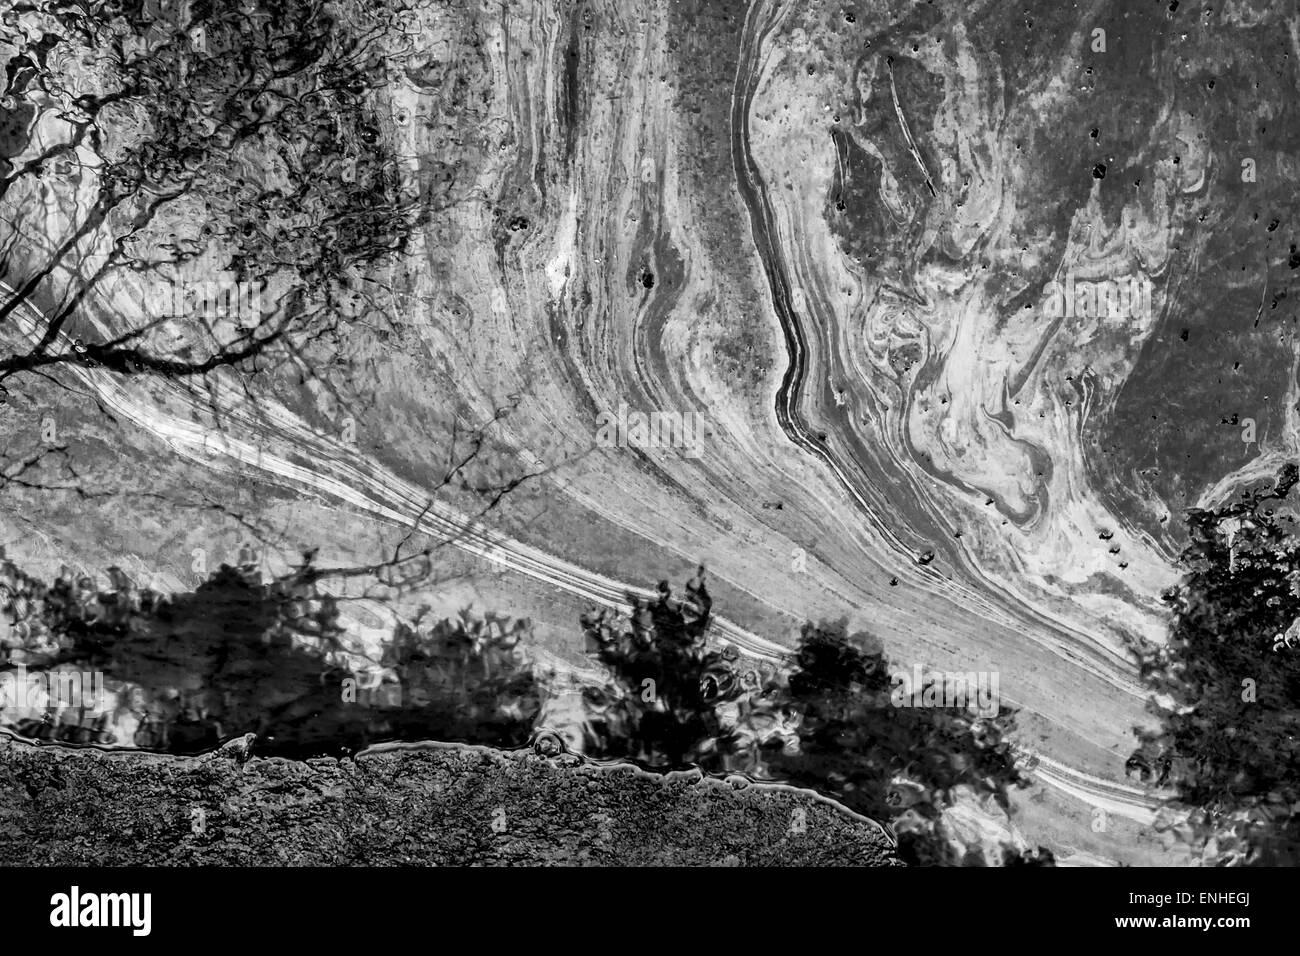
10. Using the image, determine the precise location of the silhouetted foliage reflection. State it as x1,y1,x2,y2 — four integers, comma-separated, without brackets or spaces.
764,622,1047,866
5,551,1055,864
1,0,420,382
580,569,741,771
582,574,1051,865
0,552,545,756
1132,463,1300,865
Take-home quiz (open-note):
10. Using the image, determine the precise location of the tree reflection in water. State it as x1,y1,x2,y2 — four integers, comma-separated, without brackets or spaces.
0,551,545,756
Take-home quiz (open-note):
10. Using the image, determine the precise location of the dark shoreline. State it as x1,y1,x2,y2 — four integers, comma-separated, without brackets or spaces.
0,736,898,867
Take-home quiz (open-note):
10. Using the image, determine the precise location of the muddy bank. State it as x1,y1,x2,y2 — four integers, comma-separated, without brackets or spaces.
0,736,898,866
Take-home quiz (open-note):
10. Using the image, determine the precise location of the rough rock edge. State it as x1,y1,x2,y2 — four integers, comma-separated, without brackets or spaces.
0,735,900,866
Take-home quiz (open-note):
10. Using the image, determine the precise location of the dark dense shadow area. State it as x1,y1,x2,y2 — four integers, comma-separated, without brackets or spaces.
0,552,544,757
1130,463,1300,865
580,571,740,771
578,568,1052,866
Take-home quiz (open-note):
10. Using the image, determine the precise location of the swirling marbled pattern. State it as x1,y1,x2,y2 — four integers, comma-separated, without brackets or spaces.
5,0,1299,864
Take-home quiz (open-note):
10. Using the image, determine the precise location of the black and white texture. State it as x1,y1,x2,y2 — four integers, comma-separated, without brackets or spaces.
0,0,1297,867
